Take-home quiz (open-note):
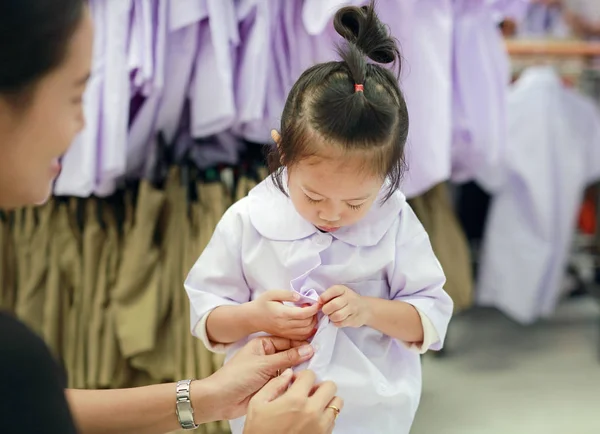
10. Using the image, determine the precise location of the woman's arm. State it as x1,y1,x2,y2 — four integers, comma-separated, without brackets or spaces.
67,337,315,434
66,381,215,434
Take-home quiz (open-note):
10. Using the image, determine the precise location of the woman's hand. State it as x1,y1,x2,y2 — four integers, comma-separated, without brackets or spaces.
248,290,320,340
244,370,343,434
197,336,315,422
320,285,370,328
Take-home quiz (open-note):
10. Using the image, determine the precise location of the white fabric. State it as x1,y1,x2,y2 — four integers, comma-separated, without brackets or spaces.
54,0,106,196
185,174,453,434
189,0,239,138
477,66,600,324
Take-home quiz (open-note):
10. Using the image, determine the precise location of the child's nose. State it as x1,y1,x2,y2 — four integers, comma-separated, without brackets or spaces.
319,212,341,222
318,203,341,222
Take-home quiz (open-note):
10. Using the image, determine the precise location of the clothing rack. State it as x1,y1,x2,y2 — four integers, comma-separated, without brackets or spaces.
505,40,600,56
505,40,600,81
506,38,600,360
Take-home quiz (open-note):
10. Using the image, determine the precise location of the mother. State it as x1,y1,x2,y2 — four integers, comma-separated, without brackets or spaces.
0,1,342,433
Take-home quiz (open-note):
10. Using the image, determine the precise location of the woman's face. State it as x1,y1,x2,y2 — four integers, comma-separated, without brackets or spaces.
0,10,93,209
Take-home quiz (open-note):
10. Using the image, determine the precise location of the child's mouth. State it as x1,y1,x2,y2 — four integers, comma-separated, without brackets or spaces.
317,226,340,233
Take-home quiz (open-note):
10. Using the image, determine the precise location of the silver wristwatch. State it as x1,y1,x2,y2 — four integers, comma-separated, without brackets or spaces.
176,379,199,430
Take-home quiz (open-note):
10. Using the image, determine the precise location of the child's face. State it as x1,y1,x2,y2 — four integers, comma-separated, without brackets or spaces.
287,156,384,232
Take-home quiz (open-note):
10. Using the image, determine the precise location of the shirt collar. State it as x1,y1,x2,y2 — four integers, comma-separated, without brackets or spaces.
248,171,405,247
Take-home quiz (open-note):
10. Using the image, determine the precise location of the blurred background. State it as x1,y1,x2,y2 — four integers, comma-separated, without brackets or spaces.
2,0,600,433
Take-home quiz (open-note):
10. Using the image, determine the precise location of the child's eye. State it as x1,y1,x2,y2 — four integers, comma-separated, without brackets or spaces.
348,203,363,211
305,194,322,204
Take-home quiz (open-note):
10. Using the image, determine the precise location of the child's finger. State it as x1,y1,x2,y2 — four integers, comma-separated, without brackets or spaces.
288,317,315,328
319,285,346,304
329,307,351,324
321,297,348,316
283,302,320,320
263,290,301,303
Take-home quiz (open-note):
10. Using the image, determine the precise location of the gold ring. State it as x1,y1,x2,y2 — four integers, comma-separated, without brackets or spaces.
327,405,340,419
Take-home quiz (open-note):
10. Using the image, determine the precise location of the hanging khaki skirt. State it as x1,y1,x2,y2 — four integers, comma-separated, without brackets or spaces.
111,180,167,381
64,198,84,387
408,183,473,313
12,207,34,319
15,202,54,337
43,199,82,384
0,210,17,311
71,198,105,389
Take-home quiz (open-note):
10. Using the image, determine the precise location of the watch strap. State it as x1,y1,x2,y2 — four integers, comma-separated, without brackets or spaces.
176,379,199,430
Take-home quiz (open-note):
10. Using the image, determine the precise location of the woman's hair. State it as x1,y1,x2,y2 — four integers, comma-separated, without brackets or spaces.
0,0,86,108
268,0,409,201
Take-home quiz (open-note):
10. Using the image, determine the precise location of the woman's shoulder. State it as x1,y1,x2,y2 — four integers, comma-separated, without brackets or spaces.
0,311,78,433
0,312,66,382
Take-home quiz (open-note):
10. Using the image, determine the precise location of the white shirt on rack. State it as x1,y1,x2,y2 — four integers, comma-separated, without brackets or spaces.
477,66,600,324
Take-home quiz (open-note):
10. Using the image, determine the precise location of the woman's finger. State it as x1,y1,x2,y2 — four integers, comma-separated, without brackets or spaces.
322,396,344,431
250,368,294,404
260,344,314,374
254,336,294,355
309,380,338,408
286,370,318,398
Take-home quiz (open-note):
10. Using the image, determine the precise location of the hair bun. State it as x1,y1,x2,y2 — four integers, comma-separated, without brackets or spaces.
333,1,399,65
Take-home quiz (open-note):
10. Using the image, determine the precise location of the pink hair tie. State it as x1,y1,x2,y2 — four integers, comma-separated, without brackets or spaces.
354,83,364,92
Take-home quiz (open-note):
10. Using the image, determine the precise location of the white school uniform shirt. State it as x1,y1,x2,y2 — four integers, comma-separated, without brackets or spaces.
54,0,105,196
95,0,133,197
185,173,453,434
451,0,509,187
477,66,600,324
189,0,238,138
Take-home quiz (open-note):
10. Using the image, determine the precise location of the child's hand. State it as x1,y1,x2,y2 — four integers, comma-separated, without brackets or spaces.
249,290,320,340
320,285,369,328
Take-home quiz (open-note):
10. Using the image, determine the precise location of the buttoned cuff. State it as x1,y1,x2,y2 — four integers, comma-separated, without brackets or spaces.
193,310,233,354
402,308,440,354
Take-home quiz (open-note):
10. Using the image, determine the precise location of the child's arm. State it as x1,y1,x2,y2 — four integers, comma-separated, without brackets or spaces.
185,205,319,351
320,285,436,347
185,206,253,352
206,292,320,345
362,297,424,343
383,215,453,352
204,304,257,345
320,206,452,353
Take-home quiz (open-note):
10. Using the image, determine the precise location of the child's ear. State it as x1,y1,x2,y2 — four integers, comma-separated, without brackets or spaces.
270,129,282,146
271,130,284,164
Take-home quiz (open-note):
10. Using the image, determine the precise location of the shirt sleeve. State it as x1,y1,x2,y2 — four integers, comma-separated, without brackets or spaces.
184,204,251,352
402,307,440,354
389,206,454,352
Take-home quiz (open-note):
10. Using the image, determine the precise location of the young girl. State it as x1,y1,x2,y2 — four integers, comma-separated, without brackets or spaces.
185,3,453,433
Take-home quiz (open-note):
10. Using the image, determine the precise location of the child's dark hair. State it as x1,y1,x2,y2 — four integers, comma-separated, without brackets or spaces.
268,0,409,202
